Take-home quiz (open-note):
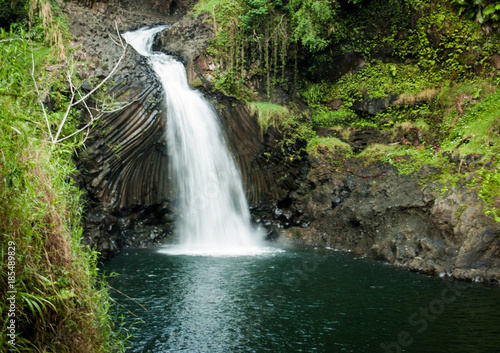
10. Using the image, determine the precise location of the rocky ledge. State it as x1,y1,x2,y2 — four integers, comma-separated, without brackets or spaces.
272,152,500,284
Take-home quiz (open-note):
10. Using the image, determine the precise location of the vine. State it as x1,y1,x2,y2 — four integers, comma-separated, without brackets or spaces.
196,0,294,100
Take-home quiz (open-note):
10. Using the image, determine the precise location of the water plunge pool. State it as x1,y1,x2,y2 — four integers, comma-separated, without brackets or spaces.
104,245,500,353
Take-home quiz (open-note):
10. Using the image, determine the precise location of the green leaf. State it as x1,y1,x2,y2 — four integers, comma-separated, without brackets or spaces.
477,8,484,23
483,4,496,16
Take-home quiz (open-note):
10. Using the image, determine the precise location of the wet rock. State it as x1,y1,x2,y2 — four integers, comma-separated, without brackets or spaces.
281,160,500,284
352,93,399,115
154,14,214,86
331,197,342,209
265,224,280,242
81,80,92,91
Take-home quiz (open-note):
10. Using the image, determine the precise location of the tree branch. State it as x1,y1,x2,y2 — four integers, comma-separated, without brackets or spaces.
72,22,128,107
32,21,130,145
31,46,55,143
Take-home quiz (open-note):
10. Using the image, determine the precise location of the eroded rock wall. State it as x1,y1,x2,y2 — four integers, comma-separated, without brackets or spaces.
65,1,181,257
278,155,500,284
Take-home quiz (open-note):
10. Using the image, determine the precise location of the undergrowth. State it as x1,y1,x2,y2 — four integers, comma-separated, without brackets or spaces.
306,136,352,159
477,161,500,222
0,8,129,353
247,101,289,133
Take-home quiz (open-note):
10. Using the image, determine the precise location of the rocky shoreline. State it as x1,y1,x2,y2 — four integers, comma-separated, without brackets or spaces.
279,162,500,284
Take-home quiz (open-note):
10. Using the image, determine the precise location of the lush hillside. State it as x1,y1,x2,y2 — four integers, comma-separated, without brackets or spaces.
192,0,500,220
1,0,498,349
0,1,129,351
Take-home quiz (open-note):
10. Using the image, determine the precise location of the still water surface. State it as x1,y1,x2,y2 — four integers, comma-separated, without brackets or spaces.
105,245,500,353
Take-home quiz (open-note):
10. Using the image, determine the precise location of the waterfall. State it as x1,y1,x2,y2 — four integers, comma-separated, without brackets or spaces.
122,27,266,256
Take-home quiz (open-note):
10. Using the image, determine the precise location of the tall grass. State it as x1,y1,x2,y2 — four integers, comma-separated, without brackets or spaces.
247,101,289,133
0,18,129,353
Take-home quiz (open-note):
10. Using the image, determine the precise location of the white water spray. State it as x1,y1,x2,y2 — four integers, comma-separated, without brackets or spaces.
123,27,267,256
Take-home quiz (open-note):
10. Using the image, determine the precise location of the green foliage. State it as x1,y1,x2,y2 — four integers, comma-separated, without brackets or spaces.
374,87,500,169
287,0,337,52
476,161,500,222
376,104,433,128
248,101,289,132
198,0,499,101
306,136,352,159
454,0,500,25
196,0,292,99
302,0,497,82
0,0,28,29
274,114,315,158
391,2,495,80
440,89,500,159
322,0,414,60
0,23,129,353
302,61,439,127
311,106,358,128
304,61,438,105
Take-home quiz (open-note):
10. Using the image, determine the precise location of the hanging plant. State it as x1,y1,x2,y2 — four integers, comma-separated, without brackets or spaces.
455,0,500,25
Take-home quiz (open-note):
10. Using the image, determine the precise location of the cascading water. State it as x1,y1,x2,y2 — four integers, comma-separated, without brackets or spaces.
122,27,266,256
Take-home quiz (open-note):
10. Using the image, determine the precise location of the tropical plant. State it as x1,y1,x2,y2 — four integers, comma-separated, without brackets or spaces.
455,0,500,25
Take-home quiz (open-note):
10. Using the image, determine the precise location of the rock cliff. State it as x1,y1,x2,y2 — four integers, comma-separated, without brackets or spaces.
280,156,500,284
66,0,295,257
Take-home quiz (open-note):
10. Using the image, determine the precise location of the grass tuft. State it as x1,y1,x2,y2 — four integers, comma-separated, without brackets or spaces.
248,101,289,133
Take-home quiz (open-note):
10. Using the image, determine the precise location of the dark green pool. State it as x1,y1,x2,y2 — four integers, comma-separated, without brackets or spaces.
104,244,500,353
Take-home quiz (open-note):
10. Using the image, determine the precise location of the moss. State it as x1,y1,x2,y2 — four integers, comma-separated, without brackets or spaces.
476,160,500,222
441,90,500,161
247,101,289,133
307,136,352,159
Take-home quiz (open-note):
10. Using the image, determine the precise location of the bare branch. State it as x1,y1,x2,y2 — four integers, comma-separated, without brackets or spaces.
55,83,134,144
114,20,125,47
55,112,103,144
107,24,122,47
31,45,54,143
72,22,128,107
53,69,76,144
32,20,130,145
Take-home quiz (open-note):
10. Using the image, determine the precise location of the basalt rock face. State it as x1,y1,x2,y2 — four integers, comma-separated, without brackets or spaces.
153,14,214,85
65,1,183,258
77,53,176,258
206,94,310,208
277,152,500,284
68,1,301,258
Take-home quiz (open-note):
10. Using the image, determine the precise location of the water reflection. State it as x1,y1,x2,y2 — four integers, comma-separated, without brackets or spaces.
106,247,500,353
164,258,249,351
